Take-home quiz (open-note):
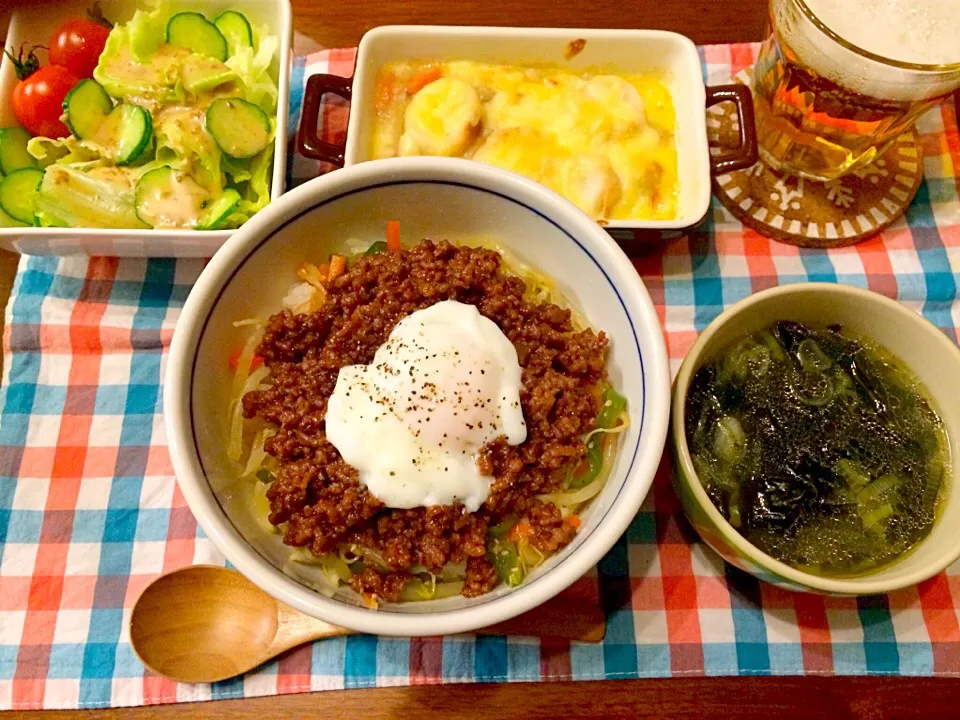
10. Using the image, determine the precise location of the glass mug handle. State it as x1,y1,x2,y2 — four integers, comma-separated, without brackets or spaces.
705,84,759,175
297,74,353,166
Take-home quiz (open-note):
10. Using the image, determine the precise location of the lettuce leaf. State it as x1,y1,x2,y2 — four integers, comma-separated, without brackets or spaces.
232,127,275,220
128,2,168,62
243,148,273,214
226,28,280,115
180,55,238,94
222,155,252,184
27,135,106,165
36,165,147,229
154,108,224,195
93,3,185,105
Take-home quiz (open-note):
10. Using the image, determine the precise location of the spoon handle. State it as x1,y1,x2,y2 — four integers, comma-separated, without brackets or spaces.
266,585,607,656
266,601,352,656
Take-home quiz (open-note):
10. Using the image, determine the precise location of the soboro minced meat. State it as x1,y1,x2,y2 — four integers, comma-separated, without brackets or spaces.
241,240,607,600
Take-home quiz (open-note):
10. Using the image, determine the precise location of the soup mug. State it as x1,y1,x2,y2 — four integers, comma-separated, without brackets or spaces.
671,283,960,594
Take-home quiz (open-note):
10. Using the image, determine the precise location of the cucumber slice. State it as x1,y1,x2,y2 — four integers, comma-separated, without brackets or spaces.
0,127,37,175
214,11,253,56
0,167,44,224
166,12,228,62
135,166,210,229
180,54,238,94
0,205,27,228
62,79,114,140
197,188,241,230
92,105,153,165
205,98,270,159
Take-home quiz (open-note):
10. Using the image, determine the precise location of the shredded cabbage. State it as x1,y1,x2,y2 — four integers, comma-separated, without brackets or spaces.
227,365,270,462
242,428,276,477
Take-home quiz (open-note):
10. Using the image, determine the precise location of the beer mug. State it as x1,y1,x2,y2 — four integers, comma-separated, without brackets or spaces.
753,0,960,181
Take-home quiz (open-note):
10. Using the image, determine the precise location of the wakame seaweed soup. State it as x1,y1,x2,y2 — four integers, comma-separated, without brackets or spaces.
685,321,949,576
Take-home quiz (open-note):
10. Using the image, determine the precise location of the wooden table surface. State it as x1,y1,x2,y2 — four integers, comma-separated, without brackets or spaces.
7,1,960,718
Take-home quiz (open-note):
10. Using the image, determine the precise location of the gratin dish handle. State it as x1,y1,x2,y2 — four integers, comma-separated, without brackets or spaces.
704,84,759,175
297,74,353,165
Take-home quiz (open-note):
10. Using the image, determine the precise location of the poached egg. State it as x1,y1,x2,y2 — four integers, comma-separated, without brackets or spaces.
325,300,526,512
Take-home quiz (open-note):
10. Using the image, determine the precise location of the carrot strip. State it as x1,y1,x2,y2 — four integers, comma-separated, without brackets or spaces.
386,220,401,251
328,254,346,281
229,349,263,371
406,66,444,94
318,263,330,280
508,519,533,542
566,515,581,529
297,262,326,289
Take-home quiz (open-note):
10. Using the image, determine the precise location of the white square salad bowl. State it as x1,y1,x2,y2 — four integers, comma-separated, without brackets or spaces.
0,0,291,256
297,25,758,248
164,156,671,636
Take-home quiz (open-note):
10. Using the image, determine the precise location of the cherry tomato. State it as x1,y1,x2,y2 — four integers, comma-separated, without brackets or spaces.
12,63,80,138
49,18,110,79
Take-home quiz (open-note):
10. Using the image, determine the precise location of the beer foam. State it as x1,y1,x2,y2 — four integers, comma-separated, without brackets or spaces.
805,0,960,66
780,0,960,101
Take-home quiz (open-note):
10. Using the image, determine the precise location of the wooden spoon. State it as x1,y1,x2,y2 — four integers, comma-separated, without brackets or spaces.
130,564,605,684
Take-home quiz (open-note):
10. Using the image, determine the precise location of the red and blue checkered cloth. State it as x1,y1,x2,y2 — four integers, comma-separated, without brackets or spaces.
1,44,959,710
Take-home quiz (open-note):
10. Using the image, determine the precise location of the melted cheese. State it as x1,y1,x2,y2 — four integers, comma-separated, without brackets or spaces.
371,61,679,221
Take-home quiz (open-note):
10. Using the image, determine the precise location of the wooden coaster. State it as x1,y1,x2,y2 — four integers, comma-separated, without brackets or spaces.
710,69,924,248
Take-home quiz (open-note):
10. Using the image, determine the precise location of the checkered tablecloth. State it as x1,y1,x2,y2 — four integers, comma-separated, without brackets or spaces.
1,43,959,710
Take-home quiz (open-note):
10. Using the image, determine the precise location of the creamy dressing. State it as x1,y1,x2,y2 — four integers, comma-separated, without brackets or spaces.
156,106,215,154
137,171,208,229
98,42,239,112
90,110,126,161
99,43,189,87
86,166,137,192
192,82,244,109
180,54,236,93
154,106,222,194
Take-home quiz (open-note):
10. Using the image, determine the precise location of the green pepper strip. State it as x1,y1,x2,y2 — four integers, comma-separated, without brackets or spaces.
255,468,274,483
570,437,604,489
365,240,388,256
595,387,627,429
489,515,519,538
568,387,626,489
490,539,524,587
